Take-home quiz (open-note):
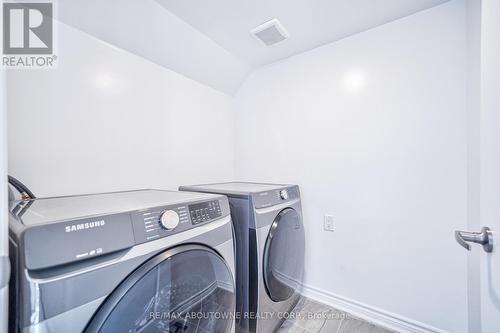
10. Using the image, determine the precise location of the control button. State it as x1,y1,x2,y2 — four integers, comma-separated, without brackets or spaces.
160,210,180,230
280,189,289,200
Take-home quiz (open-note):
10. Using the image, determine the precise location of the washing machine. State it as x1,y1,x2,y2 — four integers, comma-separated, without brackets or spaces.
8,189,236,333
179,183,305,333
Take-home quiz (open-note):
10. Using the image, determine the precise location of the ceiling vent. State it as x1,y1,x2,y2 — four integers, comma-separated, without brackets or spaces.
250,18,290,47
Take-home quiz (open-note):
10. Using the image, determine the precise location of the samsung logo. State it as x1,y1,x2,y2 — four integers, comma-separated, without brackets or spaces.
65,220,106,233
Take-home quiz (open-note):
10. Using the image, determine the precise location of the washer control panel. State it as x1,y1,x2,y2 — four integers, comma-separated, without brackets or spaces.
188,200,222,225
131,199,227,244
133,205,189,242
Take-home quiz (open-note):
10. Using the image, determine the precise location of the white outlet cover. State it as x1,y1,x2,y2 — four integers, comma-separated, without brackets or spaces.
324,215,334,232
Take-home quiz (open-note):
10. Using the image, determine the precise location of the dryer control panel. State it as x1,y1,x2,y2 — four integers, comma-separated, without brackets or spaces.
251,185,301,209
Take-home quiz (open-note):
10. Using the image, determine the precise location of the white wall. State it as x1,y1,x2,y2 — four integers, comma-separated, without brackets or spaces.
7,21,234,197
234,1,468,332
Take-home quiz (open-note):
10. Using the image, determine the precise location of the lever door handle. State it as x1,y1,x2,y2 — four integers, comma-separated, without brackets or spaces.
455,227,493,253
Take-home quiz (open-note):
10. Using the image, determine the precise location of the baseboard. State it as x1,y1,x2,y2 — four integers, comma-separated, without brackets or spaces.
300,283,449,333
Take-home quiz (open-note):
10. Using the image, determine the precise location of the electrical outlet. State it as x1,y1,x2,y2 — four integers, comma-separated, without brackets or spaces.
324,215,334,232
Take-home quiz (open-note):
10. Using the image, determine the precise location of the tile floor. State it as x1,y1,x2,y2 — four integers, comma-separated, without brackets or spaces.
278,298,396,333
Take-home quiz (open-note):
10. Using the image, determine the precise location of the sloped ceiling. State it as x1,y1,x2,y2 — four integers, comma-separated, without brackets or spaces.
55,0,450,95
54,0,251,95
158,0,450,67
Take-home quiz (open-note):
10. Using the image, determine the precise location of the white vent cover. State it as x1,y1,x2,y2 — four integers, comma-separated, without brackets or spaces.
250,19,290,46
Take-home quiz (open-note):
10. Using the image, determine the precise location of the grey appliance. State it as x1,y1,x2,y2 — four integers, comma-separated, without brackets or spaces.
179,183,305,333
8,190,236,333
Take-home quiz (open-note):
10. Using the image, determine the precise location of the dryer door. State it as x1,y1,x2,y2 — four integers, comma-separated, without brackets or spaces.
85,244,235,333
263,208,305,302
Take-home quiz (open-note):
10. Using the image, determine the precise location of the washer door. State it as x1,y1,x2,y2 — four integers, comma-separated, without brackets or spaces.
85,244,235,333
263,208,305,302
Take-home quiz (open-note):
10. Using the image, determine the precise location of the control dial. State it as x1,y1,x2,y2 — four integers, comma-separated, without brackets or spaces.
160,210,180,230
279,189,289,200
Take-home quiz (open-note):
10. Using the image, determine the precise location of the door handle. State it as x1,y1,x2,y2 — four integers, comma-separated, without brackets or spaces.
455,227,493,253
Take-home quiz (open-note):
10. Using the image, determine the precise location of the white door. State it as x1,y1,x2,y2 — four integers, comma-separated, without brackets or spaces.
456,0,500,333
479,0,500,331
457,1,500,331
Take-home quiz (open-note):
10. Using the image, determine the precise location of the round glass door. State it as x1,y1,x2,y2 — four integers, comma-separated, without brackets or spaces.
86,245,235,333
263,208,305,302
